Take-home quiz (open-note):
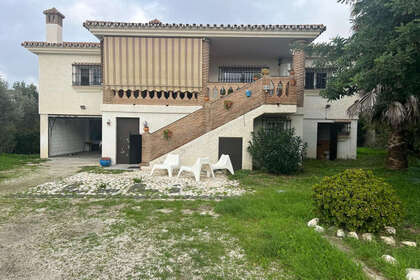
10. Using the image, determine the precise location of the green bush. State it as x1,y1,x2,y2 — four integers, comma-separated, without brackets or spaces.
312,169,403,232
247,128,306,174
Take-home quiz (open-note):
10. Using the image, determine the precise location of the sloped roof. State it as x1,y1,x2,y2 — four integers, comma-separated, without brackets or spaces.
83,20,326,33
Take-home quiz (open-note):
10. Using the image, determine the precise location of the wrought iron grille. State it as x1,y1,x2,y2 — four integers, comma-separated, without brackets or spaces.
261,117,291,132
218,66,262,83
72,64,102,86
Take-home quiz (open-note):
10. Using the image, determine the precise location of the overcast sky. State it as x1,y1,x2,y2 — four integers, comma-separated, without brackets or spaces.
0,0,352,87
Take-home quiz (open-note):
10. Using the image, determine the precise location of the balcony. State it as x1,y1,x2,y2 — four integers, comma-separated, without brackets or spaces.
207,76,297,105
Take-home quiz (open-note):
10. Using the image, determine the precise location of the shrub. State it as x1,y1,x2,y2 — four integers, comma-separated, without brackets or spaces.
312,169,403,232
248,128,306,174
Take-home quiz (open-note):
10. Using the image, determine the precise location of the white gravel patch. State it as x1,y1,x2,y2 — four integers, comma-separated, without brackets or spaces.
26,170,245,198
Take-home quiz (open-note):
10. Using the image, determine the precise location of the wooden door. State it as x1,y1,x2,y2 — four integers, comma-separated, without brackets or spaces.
116,118,139,164
218,137,243,170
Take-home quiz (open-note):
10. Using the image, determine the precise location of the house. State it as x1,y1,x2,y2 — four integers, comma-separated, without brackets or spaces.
22,8,358,169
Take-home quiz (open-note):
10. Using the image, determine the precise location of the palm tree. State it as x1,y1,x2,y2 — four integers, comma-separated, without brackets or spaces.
348,88,419,169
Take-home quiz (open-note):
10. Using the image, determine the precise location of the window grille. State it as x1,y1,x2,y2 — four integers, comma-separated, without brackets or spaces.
218,66,262,83
305,68,327,89
72,64,102,86
261,117,291,132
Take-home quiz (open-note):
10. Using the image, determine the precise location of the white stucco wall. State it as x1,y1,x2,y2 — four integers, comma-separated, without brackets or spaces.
303,91,358,159
149,104,299,170
101,104,202,164
209,56,292,82
49,118,90,156
38,52,102,115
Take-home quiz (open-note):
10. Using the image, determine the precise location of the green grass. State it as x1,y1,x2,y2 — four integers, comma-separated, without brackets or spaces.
0,153,45,182
214,147,420,280
0,153,44,172
0,147,418,279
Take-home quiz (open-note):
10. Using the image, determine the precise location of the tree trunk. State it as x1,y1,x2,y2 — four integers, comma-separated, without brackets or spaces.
386,129,408,170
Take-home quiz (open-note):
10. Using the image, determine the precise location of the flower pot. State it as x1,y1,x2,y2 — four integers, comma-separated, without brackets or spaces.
204,96,210,102
261,68,270,75
100,158,111,167
224,100,233,110
144,127,149,132
246,90,252,97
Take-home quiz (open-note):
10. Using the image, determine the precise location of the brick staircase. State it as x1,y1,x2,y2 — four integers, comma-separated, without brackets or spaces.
141,77,296,165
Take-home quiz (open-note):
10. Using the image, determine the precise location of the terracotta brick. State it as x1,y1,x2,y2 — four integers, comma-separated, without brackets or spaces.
292,49,305,107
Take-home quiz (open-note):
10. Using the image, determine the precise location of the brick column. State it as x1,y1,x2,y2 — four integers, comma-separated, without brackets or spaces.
200,38,210,104
292,43,306,107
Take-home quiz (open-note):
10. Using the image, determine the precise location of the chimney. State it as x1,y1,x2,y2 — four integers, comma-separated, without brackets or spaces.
43,8,65,43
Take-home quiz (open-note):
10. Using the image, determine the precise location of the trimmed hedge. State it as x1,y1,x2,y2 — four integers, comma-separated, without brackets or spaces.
312,169,403,232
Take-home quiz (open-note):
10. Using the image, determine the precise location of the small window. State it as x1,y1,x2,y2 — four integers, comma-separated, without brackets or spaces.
261,117,291,132
305,71,314,89
305,68,328,89
218,66,262,83
72,64,102,86
316,72,327,89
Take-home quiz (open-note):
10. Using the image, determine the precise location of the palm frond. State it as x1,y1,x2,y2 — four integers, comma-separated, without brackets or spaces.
347,88,377,117
404,95,419,123
383,102,406,128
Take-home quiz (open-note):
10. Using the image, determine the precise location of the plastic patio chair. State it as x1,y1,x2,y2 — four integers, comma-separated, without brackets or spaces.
150,154,180,177
210,154,234,175
177,157,208,182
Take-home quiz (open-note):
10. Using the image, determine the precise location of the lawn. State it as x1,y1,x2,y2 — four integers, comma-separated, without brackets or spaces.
216,147,420,279
0,153,44,182
0,153,43,172
0,148,418,279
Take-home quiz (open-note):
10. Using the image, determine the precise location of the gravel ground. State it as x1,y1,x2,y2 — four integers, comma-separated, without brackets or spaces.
0,199,281,280
26,170,245,198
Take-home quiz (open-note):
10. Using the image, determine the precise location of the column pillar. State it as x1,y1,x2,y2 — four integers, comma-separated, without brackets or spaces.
200,38,210,104
291,41,307,107
40,114,49,158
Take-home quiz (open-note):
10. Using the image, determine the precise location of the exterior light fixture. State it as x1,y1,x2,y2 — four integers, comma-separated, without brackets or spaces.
80,105,86,110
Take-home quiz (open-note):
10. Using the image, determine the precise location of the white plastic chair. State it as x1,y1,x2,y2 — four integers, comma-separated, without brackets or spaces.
150,154,180,177
177,157,207,182
210,154,235,175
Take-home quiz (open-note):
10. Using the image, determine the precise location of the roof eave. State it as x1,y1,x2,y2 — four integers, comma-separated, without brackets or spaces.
86,28,324,41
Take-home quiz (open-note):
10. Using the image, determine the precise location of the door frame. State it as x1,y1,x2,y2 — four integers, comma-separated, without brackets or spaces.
116,117,140,164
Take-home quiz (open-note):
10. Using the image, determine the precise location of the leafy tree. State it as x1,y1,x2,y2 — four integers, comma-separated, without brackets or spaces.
11,82,40,154
305,0,420,169
0,78,39,154
0,79,18,153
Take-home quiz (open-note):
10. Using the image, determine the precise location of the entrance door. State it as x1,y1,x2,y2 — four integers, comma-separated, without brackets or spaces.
218,137,243,170
116,118,139,164
317,123,338,160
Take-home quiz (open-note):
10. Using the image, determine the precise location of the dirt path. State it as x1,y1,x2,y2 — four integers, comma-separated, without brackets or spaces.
0,154,99,195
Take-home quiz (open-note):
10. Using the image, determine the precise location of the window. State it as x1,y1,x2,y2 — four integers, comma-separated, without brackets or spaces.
72,64,102,86
261,117,291,132
305,68,328,89
218,66,262,83
305,71,314,89
316,72,327,89
337,122,351,136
